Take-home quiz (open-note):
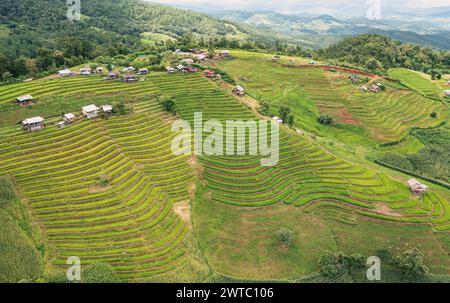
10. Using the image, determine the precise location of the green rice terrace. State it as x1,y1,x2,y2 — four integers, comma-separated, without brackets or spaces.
0,58,449,282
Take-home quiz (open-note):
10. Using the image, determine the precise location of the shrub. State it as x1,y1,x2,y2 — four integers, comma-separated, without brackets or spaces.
394,247,429,279
158,95,177,114
430,112,437,118
376,249,393,264
82,262,118,283
97,172,110,187
276,228,293,248
318,251,341,277
113,100,128,115
258,100,272,116
317,114,333,125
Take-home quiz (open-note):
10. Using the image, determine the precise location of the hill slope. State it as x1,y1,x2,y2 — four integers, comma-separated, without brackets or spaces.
0,0,265,79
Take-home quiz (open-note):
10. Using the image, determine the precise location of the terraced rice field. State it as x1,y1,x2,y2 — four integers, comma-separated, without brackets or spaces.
152,73,450,229
218,52,448,144
389,68,442,100
328,76,448,142
0,78,195,279
151,73,449,276
0,71,449,280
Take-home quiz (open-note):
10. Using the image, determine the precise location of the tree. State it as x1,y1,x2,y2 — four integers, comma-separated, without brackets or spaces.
82,262,118,283
286,114,295,127
1,72,13,83
394,247,429,279
25,59,38,76
279,106,291,123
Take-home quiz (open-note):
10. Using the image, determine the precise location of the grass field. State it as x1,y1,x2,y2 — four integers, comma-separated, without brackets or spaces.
389,68,443,100
0,70,448,281
140,32,176,46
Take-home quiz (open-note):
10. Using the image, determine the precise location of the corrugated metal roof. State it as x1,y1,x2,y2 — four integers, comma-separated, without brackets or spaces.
64,113,75,120
23,116,44,124
82,104,99,112
17,95,33,102
102,105,113,112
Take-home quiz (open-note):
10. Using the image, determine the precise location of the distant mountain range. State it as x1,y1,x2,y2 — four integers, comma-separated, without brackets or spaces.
205,10,450,50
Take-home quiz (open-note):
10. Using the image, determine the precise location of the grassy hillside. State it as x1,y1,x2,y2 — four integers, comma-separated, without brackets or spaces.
0,176,44,282
389,68,443,100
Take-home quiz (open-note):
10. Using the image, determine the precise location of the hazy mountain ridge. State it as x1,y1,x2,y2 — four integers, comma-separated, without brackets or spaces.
207,10,450,49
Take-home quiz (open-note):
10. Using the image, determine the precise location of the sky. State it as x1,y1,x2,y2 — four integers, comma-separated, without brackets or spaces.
146,0,450,17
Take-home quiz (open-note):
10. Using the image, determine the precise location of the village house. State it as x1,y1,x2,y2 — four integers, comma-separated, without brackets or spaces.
204,70,215,78
15,95,33,106
181,58,195,65
196,53,207,61
58,69,75,77
360,86,368,93
106,72,118,80
232,85,245,96
186,66,198,73
272,116,283,124
80,67,92,75
124,74,138,83
177,65,188,73
174,49,192,56
407,179,429,195
349,74,359,83
138,68,149,75
82,104,99,119
166,67,175,74
102,104,113,114
271,55,280,62
96,67,104,74
369,84,381,93
22,116,44,132
63,113,76,123
122,67,136,73
220,50,230,58
444,90,450,97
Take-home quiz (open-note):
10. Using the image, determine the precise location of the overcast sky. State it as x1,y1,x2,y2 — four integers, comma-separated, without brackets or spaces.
146,0,450,17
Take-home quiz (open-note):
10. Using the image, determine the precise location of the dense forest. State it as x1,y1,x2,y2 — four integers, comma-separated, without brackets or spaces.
0,0,280,82
1,1,449,83
317,34,450,75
